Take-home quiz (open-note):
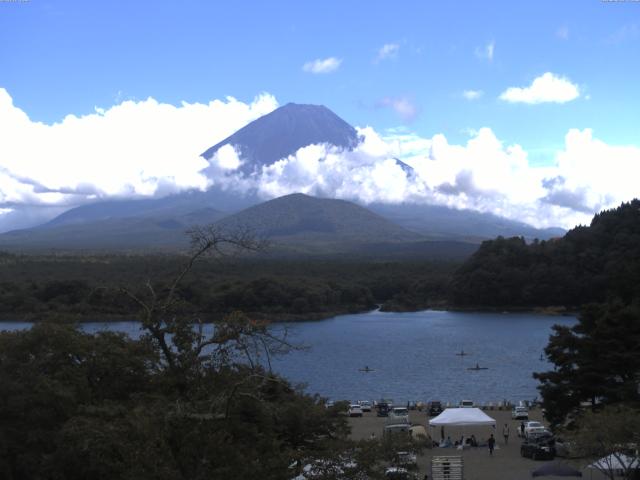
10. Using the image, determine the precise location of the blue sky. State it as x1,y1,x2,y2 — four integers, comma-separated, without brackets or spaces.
0,0,639,230
2,0,639,157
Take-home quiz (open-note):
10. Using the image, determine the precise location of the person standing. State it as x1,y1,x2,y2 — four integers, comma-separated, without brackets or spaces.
440,425,445,442
488,434,495,455
520,421,525,438
502,423,510,445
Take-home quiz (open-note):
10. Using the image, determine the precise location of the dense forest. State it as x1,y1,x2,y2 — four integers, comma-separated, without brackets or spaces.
518,202,640,463
3,200,640,321
450,200,640,309
0,253,456,322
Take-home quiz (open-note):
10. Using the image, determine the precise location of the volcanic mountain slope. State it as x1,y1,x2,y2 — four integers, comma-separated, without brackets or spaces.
201,103,360,174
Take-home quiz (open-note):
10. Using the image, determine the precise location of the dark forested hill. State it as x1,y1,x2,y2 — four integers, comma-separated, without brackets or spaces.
215,193,420,242
450,200,640,308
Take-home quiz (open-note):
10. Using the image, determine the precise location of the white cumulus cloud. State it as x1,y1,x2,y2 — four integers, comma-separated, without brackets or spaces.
302,57,342,74
383,127,640,228
500,72,580,104
462,90,484,100
375,43,400,63
207,124,640,230
0,87,277,209
2,87,640,233
241,127,428,205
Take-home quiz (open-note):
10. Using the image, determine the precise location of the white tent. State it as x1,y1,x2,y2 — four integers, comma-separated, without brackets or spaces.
429,408,496,427
587,453,639,471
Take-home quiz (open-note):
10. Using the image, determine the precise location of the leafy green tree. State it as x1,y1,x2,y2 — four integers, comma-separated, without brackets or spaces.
534,302,640,428
0,324,155,479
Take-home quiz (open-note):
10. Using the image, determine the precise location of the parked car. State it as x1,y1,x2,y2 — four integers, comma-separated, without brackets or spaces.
388,407,410,424
523,421,542,435
349,404,363,417
293,458,360,479
520,434,556,460
512,406,529,420
529,428,552,441
377,402,392,417
358,400,372,412
428,401,443,417
394,451,417,467
385,467,416,479
459,400,474,408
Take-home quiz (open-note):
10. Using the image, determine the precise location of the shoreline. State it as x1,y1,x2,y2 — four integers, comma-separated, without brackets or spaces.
0,304,578,324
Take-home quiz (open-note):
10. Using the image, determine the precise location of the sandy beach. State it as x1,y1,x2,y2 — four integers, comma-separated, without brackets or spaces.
348,407,596,480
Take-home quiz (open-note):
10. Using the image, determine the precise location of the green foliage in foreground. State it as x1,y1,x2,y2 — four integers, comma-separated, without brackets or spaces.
0,322,337,480
0,321,426,480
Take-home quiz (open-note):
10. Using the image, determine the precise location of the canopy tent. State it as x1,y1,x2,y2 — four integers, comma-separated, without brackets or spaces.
429,408,496,427
587,453,639,471
531,462,582,477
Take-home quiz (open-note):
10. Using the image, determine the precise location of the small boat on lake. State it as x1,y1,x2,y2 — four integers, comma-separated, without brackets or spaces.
467,363,488,371
455,349,470,356
359,366,374,372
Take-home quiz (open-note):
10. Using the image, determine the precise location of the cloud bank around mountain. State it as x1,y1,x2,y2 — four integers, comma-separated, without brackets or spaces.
0,87,276,206
1,87,639,232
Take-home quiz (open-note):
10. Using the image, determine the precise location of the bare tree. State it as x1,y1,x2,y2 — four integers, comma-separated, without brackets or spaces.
119,226,293,383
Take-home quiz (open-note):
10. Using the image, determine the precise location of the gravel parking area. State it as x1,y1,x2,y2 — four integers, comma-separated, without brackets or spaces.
348,408,591,480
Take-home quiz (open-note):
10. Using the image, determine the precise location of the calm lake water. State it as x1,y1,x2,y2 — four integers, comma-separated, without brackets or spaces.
1,309,575,405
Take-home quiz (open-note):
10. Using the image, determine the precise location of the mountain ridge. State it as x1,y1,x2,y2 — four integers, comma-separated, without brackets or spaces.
0,193,477,259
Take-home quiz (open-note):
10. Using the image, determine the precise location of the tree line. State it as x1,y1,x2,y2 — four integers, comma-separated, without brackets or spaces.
0,254,456,321
450,200,640,308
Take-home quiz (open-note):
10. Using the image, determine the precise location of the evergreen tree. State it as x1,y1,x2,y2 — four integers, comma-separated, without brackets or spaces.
534,302,640,428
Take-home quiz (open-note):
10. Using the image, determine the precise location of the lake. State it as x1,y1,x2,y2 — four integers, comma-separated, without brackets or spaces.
1,309,575,405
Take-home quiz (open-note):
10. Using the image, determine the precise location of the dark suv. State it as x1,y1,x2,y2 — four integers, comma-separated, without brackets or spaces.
376,402,391,417
520,434,556,460
428,401,443,417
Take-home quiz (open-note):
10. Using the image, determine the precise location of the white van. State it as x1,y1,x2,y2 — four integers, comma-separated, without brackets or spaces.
459,400,474,408
388,407,410,424
512,406,529,420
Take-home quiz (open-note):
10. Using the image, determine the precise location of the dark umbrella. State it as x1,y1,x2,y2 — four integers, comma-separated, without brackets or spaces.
531,462,582,477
